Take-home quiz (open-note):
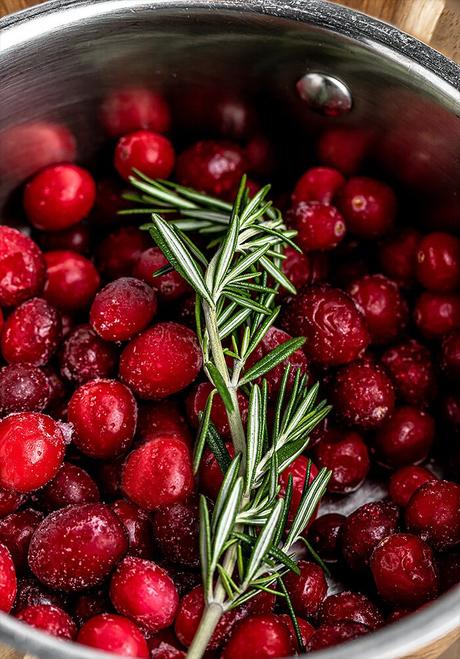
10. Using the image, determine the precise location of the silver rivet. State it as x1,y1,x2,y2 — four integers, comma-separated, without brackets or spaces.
296,72,353,117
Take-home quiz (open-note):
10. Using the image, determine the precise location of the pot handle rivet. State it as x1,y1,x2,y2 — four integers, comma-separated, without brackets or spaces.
296,72,353,116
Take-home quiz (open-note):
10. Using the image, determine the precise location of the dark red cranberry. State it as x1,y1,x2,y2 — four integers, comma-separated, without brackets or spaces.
37,222,91,255
42,366,67,411
308,513,346,563
122,437,193,510
0,227,46,307
199,442,235,500
381,339,436,407
438,552,460,593
441,330,460,380
176,140,246,198
379,228,421,287
0,509,44,571
440,392,460,432
0,363,50,414
59,324,118,384
289,202,346,251
40,463,100,511
331,360,395,429
24,164,96,231
341,501,399,571
101,87,171,137
245,133,275,178
370,533,438,606
93,177,130,224
43,250,100,312
1,297,61,366
405,480,460,550
14,576,68,612
114,130,175,182
319,591,383,630
0,543,16,612
153,500,199,567
306,621,369,651
389,465,437,508
97,226,151,279
317,127,373,175
77,613,149,657
291,166,345,205
110,557,178,632
337,176,396,239
416,232,460,292
165,567,201,597
283,560,327,618
222,615,294,659
28,503,128,591
281,246,328,292
112,499,154,559
73,586,112,625
282,285,369,366
374,406,435,468
279,457,319,527
0,489,26,519
331,238,371,287
314,430,369,494
138,399,192,447
119,322,202,400
186,382,248,439
278,614,315,650
414,291,460,338
96,457,124,499
133,247,190,302
150,642,185,658
16,604,76,639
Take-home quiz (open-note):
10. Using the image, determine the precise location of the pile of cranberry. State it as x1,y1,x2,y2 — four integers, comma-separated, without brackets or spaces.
0,87,459,659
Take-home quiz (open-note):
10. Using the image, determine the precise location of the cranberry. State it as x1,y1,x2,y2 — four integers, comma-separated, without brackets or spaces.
222,615,294,659
43,250,100,312
379,228,421,287
42,366,67,410
77,613,149,657
370,533,438,606
381,339,436,407
24,164,96,231
114,130,175,182
405,480,460,550
122,437,193,510
282,285,369,366
28,503,128,591
306,621,369,651
414,291,460,338
14,576,67,612
440,392,460,432
73,587,112,625
0,544,16,613
199,442,235,499
319,591,383,630
388,465,437,508
317,127,373,175
0,509,44,571
283,560,327,618
119,322,202,399
308,514,346,563
281,246,328,292
289,202,346,251
37,222,91,255
110,556,178,632
97,226,150,279
93,177,130,224
0,489,26,519
150,643,185,658
441,330,460,380
0,363,50,414
416,232,460,291
176,140,246,198
374,406,435,468
166,567,201,597
153,500,199,567
133,247,190,302
1,297,61,366
337,177,396,239
112,499,154,559
137,399,192,446
16,604,76,640
314,430,369,494
60,324,117,384
40,463,100,511
186,382,248,439
278,614,315,650
291,166,345,205
331,360,395,429
332,238,371,286
341,501,399,571
279,457,319,527
0,227,46,307
438,552,460,593
97,458,124,499
101,87,171,137
245,133,275,178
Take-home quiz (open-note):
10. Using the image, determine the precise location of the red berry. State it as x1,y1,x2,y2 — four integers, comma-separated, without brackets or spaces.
282,285,369,366
0,489,26,519
281,246,328,292
405,480,460,550
153,500,199,567
341,501,399,571
133,247,190,302
291,166,345,205
308,513,346,563
337,177,396,239
97,226,150,279
112,499,154,560
278,614,315,650
0,363,50,415
24,164,96,231
314,430,369,494
379,228,421,287
97,458,124,499
77,613,149,657
114,130,175,182
101,87,171,137
307,621,369,651
37,222,91,255
440,392,460,432
1,298,61,366
319,591,383,630
122,437,193,510
245,133,275,178
110,556,178,632
381,339,436,407
279,457,319,527
28,503,128,591
93,177,130,224
43,250,100,312
0,227,46,307
317,127,373,175
199,442,235,499
373,406,435,468
119,322,202,399
289,202,346,251
222,615,295,659
0,544,16,612
441,330,460,380
72,587,111,625
416,232,460,291
388,465,437,508
14,576,67,612
186,382,248,439
39,463,100,512
16,604,76,639
283,560,327,618
414,291,460,338
0,509,44,571
59,324,117,384
137,399,192,447
438,552,460,593
0,412,65,493
370,533,438,606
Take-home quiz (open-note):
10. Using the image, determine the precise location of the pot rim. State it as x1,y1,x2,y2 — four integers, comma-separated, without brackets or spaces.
1,1,460,658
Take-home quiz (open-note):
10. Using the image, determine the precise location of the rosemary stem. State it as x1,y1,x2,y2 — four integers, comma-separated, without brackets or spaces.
186,602,223,659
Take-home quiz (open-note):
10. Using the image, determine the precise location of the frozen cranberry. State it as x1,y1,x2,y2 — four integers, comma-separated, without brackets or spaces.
374,406,435,468
279,457,319,527
16,604,76,639
292,166,345,205
0,227,46,307
281,246,328,292
43,366,67,410
14,576,67,612
438,552,460,592
381,339,436,407
388,465,437,508
416,232,460,292
405,480,460,550
101,87,171,137
60,324,117,384
24,164,96,231
441,330,460,380
331,360,395,429
0,544,16,613
176,140,246,198
43,250,100,312
73,587,111,625
120,322,202,399
137,399,192,446
122,437,193,510
414,291,460,338
370,533,438,606
166,568,201,598
314,430,369,494
1,298,61,366
308,514,346,563
28,503,128,591
199,442,235,499
112,499,154,559
133,247,190,302
278,614,315,650
337,177,396,239
93,177,130,224
440,392,460,432
97,226,150,279
289,201,346,251
283,560,327,618
186,382,248,438
0,509,44,571
222,615,294,659
319,591,383,630
150,643,185,658
40,463,100,511
97,457,124,499
282,285,369,366
110,557,178,632
306,621,369,651
37,222,91,255
379,228,421,287
317,127,373,174
245,133,275,178
0,363,50,415
114,130,175,182
341,501,399,571
0,489,26,519
153,500,199,567
78,613,149,657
